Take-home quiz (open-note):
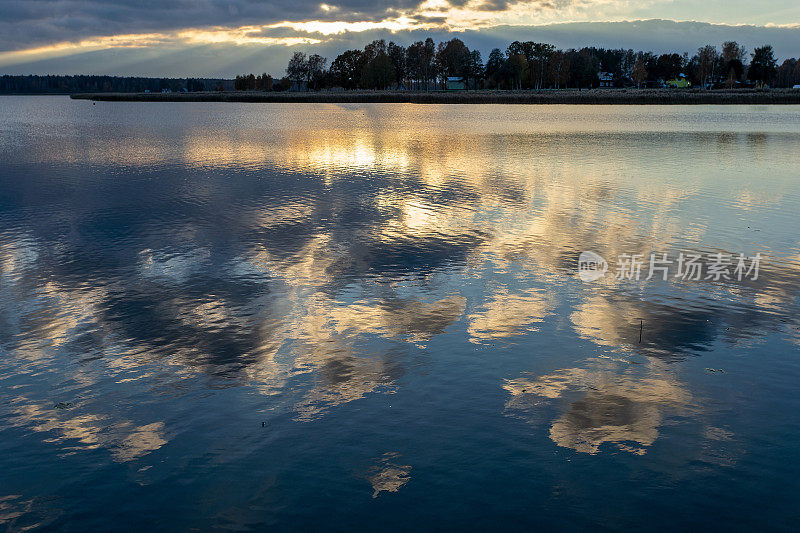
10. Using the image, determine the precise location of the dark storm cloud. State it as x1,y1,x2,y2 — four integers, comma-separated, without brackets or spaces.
0,0,430,51
471,0,511,11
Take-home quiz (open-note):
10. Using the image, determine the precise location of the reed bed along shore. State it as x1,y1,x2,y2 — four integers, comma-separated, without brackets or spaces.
71,88,800,104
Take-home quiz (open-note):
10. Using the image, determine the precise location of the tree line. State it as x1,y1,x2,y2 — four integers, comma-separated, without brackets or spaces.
3,38,798,94
257,38,799,91
0,75,234,94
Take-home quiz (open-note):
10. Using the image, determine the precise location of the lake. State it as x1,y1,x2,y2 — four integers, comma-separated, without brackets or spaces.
1,96,799,530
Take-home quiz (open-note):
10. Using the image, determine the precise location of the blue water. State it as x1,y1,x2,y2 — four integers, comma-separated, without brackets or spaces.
1,96,800,530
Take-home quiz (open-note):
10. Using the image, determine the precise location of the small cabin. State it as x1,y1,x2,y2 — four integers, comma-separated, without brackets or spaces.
598,72,614,88
446,76,465,90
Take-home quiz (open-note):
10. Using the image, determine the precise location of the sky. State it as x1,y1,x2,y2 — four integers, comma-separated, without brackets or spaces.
0,0,798,77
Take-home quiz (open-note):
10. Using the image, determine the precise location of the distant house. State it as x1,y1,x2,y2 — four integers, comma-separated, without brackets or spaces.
446,76,465,90
598,72,614,88
665,74,691,88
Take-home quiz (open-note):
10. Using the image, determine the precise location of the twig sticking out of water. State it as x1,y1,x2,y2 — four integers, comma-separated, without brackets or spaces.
634,318,644,343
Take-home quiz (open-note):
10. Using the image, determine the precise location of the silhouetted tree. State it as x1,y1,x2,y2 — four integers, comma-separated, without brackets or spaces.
505,53,528,90
748,45,778,86
361,52,395,89
776,58,800,88
436,38,471,86
721,41,747,63
569,49,600,89
485,48,505,88
406,38,436,90
632,58,648,88
330,50,363,89
696,45,719,89
654,53,684,81
286,52,309,90
388,42,407,88
720,41,746,87
306,54,328,90
549,50,570,89
467,50,484,89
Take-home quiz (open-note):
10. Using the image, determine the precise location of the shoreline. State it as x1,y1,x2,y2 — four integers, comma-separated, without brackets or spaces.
70,88,800,105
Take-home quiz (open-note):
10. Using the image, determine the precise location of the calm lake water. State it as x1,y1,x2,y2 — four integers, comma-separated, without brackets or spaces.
1,96,799,530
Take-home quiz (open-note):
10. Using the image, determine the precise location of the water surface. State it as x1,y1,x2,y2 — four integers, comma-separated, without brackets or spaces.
1,97,800,530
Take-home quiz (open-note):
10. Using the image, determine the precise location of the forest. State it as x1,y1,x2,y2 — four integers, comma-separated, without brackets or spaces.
3,38,799,94
250,38,800,91
0,75,232,94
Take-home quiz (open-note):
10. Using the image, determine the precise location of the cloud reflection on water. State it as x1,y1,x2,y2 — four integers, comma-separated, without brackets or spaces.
504,361,694,455
1,104,799,465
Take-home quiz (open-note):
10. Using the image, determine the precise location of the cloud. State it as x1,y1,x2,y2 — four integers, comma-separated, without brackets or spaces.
2,19,798,77
0,0,434,51
0,0,673,53
2,0,800,57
